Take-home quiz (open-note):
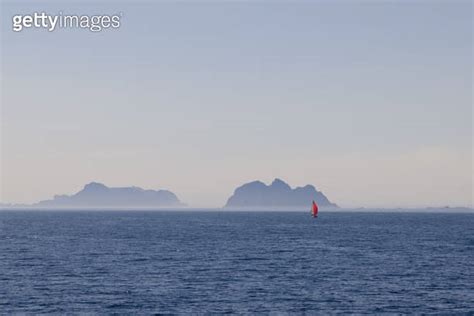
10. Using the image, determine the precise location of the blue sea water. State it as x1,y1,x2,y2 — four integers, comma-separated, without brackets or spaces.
0,211,473,314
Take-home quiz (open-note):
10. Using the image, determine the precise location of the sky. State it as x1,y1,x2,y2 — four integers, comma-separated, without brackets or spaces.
0,1,472,208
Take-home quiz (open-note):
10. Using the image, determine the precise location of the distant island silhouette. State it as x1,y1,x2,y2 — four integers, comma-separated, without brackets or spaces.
224,178,338,209
20,182,183,209
1,180,471,211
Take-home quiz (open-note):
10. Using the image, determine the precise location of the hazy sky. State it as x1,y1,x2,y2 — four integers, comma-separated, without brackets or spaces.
1,1,472,208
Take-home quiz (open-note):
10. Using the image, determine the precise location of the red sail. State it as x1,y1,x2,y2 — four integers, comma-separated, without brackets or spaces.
312,200,318,217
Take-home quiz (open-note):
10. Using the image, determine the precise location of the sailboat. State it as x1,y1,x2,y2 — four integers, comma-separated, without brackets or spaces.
312,200,318,218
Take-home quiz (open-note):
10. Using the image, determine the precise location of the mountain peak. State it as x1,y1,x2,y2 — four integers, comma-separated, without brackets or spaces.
81,182,109,194
83,182,108,190
271,178,291,190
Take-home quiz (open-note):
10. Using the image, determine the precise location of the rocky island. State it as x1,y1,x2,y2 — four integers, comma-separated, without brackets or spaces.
224,178,337,209
33,182,184,209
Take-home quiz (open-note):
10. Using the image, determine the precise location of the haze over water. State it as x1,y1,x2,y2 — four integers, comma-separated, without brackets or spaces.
1,2,472,208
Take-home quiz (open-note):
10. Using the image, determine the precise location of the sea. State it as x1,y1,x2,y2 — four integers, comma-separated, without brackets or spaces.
0,210,473,314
